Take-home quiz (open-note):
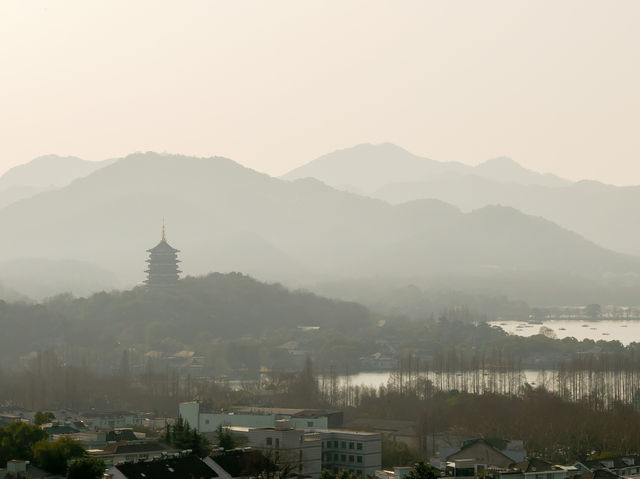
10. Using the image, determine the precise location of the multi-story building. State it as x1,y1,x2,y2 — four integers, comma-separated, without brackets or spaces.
179,402,379,478
245,420,381,479
247,420,323,478
319,429,382,477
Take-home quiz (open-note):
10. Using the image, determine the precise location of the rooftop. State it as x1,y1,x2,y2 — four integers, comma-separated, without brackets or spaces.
209,448,277,478
89,441,175,456
114,455,217,479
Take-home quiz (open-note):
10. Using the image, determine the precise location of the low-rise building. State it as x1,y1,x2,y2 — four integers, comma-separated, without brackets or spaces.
436,439,526,473
576,456,640,478
0,460,55,478
500,459,578,479
179,401,343,433
88,441,177,467
81,410,147,430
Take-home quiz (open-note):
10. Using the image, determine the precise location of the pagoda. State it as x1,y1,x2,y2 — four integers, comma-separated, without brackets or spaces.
145,223,181,289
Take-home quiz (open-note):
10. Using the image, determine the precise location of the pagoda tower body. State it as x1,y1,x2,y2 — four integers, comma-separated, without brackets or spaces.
145,225,181,289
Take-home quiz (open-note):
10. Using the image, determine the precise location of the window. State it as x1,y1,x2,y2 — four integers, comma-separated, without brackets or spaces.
349,455,354,463
357,443,363,450
357,456,363,464
307,421,313,427
266,437,272,445
204,419,210,425
322,441,325,449
349,442,354,450
275,438,280,448
334,453,339,461
341,455,346,462
341,441,346,449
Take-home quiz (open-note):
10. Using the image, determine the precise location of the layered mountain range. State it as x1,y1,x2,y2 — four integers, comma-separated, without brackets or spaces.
284,143,640,258
0,147,637,305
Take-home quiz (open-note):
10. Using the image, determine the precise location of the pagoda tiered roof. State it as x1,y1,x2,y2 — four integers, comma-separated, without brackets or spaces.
145,224,181,288
147,238,179,254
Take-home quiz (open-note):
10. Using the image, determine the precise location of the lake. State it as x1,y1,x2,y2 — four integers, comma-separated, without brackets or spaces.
333,370,542,390
488,319,640,345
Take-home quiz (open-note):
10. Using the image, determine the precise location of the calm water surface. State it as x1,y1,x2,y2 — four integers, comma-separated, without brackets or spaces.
488,319,640,345
333,370,542,389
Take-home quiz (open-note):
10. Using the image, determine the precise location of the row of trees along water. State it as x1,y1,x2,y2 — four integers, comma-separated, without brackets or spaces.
313,351,640,411
6,348,640,414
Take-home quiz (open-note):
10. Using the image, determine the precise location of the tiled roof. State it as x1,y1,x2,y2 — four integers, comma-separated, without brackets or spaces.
583,456,640,470
571,470,621,479
513,458,556,473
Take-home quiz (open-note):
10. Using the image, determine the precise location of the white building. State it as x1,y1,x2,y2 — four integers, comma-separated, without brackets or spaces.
179,401,343,433
244,420,381,479
247,420,323,478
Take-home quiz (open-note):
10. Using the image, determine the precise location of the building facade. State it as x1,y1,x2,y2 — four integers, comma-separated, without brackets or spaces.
319,430,382,477
247,422,323,478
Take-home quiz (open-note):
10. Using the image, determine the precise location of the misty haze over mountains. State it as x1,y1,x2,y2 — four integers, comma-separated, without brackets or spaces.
0,146,638,306
283,143,572,191
284,143,640,257
0,155,117,209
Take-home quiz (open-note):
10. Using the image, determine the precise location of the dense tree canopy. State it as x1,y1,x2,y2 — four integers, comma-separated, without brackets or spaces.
163,417,210,457
406,462,439,479
0,422,48,464
33,436,85,474
66,457,105,479
33,411,55,426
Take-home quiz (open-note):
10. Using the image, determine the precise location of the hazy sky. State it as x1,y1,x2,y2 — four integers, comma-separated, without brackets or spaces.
1,1,638,184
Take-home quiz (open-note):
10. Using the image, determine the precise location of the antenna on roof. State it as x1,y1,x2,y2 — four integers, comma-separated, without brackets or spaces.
162,218,166,242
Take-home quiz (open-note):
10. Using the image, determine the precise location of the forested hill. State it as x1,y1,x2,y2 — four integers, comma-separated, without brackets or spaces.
0,273,375,365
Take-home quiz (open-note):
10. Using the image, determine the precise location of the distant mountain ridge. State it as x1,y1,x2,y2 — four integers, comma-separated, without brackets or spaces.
474,156,570,187
284,143,640,257
282,143,571,191
0,154,117,190
0,151,635,304
0,155,117,209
